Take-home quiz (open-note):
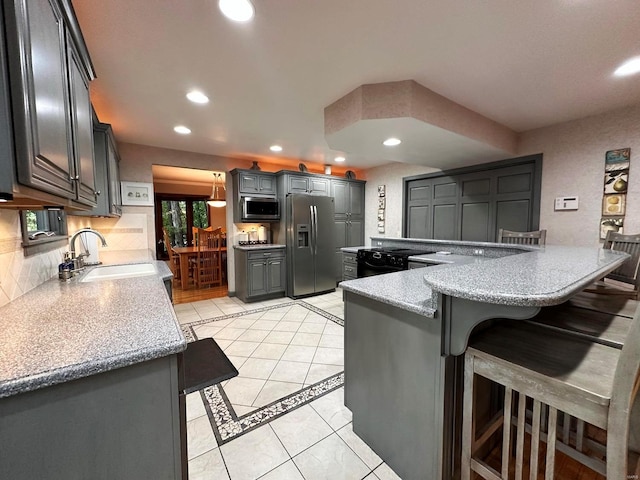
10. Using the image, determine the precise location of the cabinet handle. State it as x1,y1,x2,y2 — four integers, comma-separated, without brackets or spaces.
70,175,79,181
94,190,101,196
263,252,271,256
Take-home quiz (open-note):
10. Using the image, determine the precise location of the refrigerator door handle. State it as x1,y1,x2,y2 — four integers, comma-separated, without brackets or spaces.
311,205,316,255
314,205,319,255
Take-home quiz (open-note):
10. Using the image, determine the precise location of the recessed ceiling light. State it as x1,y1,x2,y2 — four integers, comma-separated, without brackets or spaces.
614,57,640,77
270,145,283,152
218,0,254,22
186,90,209,104
174,125,191,135
383,137,401,146
334,156,345,163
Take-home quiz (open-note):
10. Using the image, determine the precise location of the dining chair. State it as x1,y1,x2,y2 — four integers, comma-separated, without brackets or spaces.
162,228,181,283
193,227,223,288
498,228,547,246
583,231,640,300
461,304,640,480
192,225,215,246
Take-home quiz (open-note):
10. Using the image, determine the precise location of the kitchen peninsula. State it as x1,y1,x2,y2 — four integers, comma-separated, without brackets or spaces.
340,239,628,480
0,261,185,480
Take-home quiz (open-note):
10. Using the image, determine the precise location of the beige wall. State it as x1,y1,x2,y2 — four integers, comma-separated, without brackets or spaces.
519,104,640,246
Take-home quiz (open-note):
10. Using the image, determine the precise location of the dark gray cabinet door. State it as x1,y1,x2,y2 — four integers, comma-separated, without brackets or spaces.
406,178,431,239
238,172,276,196
8,0,75,199
431,177,458,240
347,219,364,246
0,7,15,198
248,260,267,296
332,181,349,217
285,175,329,195
77,122,121,217
348,182,364,217
309,177,329,195
67,36,96,206
267,258,285,292
258,175,276,195
403,156,541,242
106,133,122,215
287,175,309,194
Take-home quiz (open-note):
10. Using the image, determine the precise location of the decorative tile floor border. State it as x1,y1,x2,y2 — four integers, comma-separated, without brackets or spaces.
180,299,345,445
203,373,344,445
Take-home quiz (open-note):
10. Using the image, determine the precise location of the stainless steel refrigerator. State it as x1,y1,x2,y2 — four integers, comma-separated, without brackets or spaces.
285,194,336,298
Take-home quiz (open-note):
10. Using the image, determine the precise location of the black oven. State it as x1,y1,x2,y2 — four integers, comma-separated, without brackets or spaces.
356,248,434,277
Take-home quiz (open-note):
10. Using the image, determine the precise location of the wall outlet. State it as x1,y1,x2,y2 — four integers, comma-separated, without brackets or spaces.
473,248,484,256
376,241,383,246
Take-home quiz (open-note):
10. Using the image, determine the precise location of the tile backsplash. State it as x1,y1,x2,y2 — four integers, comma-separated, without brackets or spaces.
0,210,68,308
0,210,153,309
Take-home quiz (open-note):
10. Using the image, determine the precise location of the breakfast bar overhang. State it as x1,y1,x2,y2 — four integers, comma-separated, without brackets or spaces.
340,243,629,480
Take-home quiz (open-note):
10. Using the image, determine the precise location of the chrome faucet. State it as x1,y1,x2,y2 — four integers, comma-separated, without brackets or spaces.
69,228,108,267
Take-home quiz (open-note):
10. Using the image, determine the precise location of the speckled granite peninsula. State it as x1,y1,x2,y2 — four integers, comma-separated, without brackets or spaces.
0,261,186,479
340,239,628,480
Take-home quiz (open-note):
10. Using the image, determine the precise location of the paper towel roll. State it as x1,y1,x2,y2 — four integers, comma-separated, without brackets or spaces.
258,226,267,242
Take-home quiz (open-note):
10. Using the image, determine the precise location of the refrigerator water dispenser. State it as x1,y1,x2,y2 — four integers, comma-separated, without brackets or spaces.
297,224,309,247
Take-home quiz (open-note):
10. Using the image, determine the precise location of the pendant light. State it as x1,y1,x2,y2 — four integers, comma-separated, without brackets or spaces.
207,173,226,207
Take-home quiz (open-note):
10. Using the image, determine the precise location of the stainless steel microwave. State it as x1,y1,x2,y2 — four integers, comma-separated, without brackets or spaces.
241,197,280,221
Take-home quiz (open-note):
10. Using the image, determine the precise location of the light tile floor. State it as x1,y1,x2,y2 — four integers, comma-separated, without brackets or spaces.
176,289,403,480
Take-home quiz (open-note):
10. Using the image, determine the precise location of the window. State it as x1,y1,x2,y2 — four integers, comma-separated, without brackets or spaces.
20,209,68,256
155,195,209,259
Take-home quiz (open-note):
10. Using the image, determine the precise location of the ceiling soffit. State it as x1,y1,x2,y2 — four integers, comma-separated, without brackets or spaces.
324,80,519,169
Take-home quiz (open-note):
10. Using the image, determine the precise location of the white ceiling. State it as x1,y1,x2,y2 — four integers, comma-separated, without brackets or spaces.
73,0,640,171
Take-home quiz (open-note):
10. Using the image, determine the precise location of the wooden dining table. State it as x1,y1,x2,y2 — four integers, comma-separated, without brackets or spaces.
172,246,227,290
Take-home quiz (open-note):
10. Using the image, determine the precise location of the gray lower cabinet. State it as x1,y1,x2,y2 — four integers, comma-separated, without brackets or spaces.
342,251,357,281
0,355,182,480
2,0,97,208
235,248,286,302
76,121,122,217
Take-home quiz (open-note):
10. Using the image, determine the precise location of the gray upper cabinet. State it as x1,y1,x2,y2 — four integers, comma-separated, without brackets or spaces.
76,121,121,217
1,0,97,207
404,155,542,242
284,174,330,196
237,171,276,197
67,33,96,206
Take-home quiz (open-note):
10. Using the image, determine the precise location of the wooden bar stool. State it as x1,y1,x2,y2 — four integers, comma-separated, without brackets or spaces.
498,229,547,246
461,306,640,480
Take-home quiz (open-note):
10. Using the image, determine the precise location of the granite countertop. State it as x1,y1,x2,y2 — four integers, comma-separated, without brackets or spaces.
233,244,286,250
341,268,439,317
340,244,629,314
408,252,491,266
341,246,365,254
0,260,186,399
423,245,628,306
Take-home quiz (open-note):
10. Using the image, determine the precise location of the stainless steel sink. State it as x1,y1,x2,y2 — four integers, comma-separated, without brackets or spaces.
80,263,157,282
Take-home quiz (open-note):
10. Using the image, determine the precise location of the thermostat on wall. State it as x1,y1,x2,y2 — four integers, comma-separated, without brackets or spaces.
554,196,579,211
